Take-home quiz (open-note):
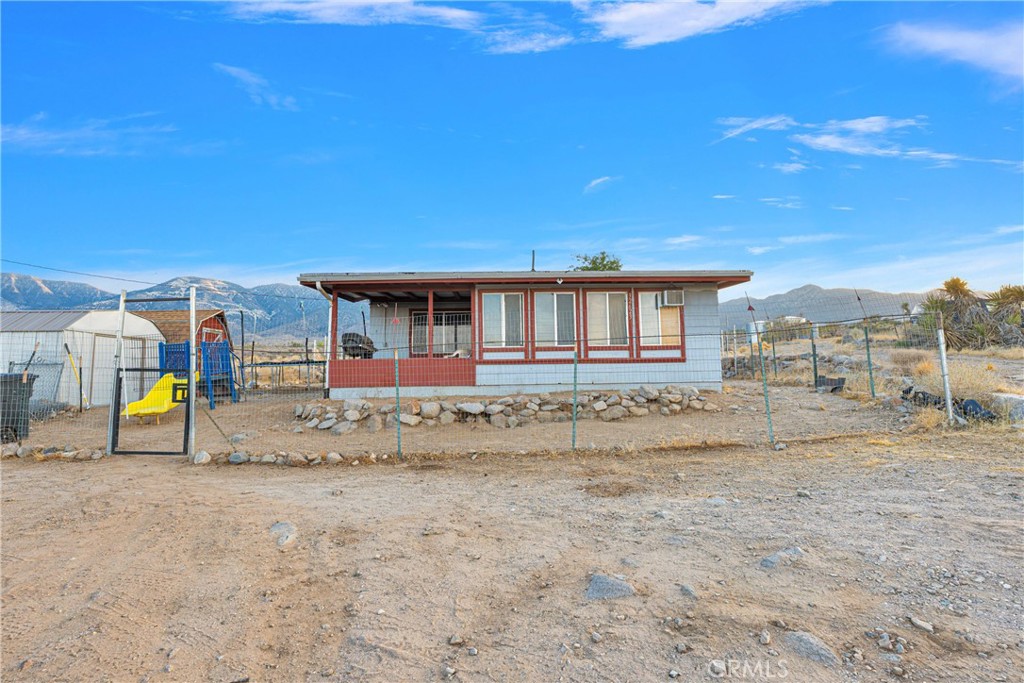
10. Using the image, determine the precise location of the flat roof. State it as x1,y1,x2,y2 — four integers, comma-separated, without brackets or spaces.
299,270,752,285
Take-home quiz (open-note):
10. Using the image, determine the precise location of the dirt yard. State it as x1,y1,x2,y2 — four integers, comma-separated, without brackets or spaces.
3,428,1022,682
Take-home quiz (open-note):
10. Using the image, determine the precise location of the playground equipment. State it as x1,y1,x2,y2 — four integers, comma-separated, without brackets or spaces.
159,340,239,409
122,372,195,424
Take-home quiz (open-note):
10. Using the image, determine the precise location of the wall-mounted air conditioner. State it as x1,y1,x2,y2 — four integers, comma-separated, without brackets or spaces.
661,290,685,306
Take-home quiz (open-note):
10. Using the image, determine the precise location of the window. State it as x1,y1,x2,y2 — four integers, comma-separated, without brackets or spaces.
411,311,471,356
482,293,524,347
535,292,576,347
639,293,681,346
586,292,628,346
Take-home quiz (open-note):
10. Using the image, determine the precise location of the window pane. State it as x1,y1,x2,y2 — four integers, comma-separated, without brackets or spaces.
483,294,503,346
609,293,628,345
587,293,608,345
639,293,660,345
556,293,575,346
411,312,428,354
535,293,555,345
504,294,523,346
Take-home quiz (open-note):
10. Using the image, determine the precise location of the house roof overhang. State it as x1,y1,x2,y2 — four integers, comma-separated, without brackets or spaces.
298,270,753,303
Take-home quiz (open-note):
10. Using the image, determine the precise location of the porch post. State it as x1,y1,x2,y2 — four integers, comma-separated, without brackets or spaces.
427,289,434,358
329,291,339,361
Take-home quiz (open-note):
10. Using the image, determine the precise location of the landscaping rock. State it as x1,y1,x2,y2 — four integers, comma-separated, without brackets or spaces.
260,454,276,463
639,384,659,399
490,414,508,428
438,411,456,425
420,402,442,419
318,418,337,430
343,410,361,422
457,402,486,415
326,452,343,465
331,421,357,435
399,414,423,427
192,450,211,465
365,415,383,432
600,405,628,421
628,406,650,417
228,452,248,464
591,400,608,412
305,418,320,429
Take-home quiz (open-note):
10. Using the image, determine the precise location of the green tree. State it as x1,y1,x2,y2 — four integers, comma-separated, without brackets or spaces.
571,251,622,271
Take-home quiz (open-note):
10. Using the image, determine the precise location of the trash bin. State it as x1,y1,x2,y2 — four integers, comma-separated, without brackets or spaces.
0,373,37,443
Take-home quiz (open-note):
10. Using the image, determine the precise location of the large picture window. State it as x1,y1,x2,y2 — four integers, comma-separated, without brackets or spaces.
482,293,524,347
586,292,628,346
535,292,576,347
639,293,681,346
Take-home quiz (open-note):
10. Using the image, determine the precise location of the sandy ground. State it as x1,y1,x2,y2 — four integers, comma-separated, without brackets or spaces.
2,429,1023,682
29,380,905,459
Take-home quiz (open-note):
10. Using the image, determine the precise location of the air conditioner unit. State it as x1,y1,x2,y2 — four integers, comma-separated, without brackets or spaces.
661,290,685,306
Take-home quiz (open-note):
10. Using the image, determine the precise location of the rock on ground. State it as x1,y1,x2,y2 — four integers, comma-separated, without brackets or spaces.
269,521,297,547
784,631,839,667
585,574,635,600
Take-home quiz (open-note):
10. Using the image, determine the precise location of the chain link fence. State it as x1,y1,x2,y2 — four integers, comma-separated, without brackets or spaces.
3,287,1020,460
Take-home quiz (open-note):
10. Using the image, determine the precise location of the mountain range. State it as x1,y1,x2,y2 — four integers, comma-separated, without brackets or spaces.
2,272,933,337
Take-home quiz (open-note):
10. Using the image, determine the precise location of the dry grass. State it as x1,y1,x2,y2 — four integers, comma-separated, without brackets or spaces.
913,359,937,376
890,349,931,374
913,408,948,431
914,360,1006,401
952,347,1024,361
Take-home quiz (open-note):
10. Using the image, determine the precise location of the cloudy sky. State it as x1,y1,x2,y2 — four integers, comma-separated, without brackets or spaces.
2,1,1021,296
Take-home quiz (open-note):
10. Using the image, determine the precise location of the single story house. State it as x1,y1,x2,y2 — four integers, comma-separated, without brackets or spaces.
298,270,752,398
0,310,164,407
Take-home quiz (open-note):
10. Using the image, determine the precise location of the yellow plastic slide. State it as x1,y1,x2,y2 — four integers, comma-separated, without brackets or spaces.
122,373,194,424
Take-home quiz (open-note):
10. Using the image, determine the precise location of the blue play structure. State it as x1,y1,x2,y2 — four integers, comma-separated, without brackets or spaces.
158,341,238,409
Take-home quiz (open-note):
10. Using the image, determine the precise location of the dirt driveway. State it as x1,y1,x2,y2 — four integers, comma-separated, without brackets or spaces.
2,429,1022,682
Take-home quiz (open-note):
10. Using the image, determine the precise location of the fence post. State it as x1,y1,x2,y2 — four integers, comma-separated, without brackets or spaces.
809,322,819,390
748,337,757,379
936,312,955,425
770,334,778,378
394,349,402,459
572,347,578,450
755,329,776,447
732,329,738,376
862,326,876,398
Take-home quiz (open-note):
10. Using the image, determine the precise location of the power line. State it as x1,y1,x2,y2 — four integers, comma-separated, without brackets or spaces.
1,257,325,303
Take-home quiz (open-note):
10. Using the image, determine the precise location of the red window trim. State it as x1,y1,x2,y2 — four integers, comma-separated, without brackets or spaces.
407,307,472,359
479,290,528,351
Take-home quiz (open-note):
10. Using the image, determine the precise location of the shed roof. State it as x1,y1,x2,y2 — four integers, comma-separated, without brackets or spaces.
133,310,229,345
0,310,89,332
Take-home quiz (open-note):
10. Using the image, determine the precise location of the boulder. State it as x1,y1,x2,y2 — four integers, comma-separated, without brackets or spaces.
490,414,508,428
457,402,486,415
600,405,628,421
318,418,337,430
628,406,650,417
228,452,248,464
438,411,456,425
365,414,383,432
343,410,362,422
399,414,423,426
420,401,442,419
192,450,211,465
592,400,608,412
331,421,357,435
586,574,636,600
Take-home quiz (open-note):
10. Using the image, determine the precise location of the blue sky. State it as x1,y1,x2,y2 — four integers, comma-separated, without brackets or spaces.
2,1,1022,297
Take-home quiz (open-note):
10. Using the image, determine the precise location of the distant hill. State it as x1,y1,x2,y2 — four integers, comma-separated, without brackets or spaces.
0,273,111,311
719,284,932,330
0,273,364,341
3,273,934,337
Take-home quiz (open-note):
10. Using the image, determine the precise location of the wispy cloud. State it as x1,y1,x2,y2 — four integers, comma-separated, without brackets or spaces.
778,233,844,244
230,1,481,30
758,196,803,209
213,63,298,111
1,112,179,156
773,161,807,174
747,246,780,255
579,0,818,48
485,30,573,54
994,224,1024,235
885,21,1024,84
583,175,620,193
664,235,702,247
715,114,799,143
718,113,1021,169
831,205,854,211
711,194,736,200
